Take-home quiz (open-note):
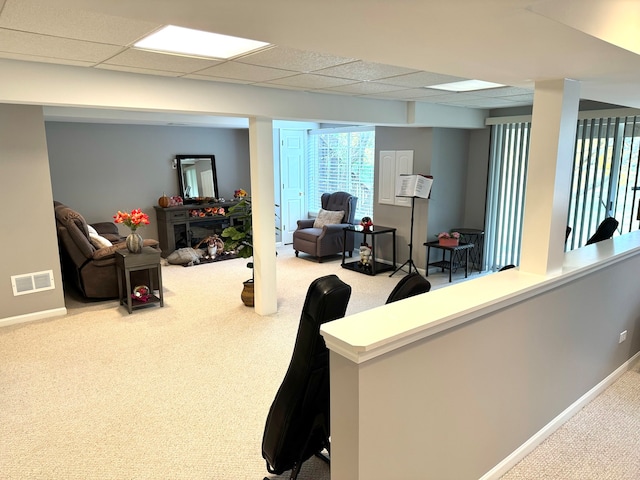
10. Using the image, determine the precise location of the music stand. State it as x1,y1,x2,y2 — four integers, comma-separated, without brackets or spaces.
390,174,433,278
391,196,421,277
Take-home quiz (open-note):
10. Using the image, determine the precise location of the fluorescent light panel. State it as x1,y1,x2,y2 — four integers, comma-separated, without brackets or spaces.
427,80,505,92
134,25,270,60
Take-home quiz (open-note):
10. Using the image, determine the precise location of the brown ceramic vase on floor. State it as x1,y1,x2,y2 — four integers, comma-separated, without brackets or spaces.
241,279,254,307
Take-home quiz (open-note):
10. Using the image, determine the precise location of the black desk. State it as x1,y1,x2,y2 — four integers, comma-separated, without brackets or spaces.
342,226,396,276
424,241,474,283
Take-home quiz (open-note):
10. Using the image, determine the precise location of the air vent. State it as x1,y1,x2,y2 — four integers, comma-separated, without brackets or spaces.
11,270,55,296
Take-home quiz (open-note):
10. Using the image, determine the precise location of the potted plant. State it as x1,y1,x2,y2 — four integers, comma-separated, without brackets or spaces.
437,231,461,247
222,197,255,306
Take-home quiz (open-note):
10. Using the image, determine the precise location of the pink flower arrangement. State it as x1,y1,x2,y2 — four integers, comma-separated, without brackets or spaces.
114,209,150,232
437,231,461,240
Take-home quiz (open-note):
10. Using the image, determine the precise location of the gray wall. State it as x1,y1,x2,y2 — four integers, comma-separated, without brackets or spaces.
429,127,470,238
373,126,475,271
45,122,251,241
0,105,65,320
374,127,433,269
464,128,491,229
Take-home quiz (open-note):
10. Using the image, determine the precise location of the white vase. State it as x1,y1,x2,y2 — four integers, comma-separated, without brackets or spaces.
126,232,143,253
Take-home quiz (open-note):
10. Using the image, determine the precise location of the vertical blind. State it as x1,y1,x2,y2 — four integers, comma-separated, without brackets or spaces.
306,127,375,220
485,114,640,270
567,116,640,248
484,122,530,270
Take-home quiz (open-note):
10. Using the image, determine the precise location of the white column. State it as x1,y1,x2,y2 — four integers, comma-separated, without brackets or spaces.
519,79,580,276
249,117,278,315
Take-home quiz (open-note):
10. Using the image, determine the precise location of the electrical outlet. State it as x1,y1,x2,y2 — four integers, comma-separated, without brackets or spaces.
619,330,628,344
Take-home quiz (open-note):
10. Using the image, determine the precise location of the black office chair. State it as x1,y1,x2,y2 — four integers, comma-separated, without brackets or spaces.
262,274,352,480
386,273,431,304
585,217,619,245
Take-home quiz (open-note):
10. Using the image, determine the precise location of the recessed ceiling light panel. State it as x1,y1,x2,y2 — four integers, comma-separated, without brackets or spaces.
134,25,270,60
427,79,505,92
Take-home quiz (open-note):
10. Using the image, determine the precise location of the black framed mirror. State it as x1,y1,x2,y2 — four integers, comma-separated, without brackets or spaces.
176,155,219,203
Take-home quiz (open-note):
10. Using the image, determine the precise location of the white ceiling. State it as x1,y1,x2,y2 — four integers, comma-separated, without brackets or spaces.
2,0,639,125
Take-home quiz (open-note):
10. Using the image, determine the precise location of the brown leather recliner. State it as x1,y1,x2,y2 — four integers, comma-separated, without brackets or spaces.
54,202,159,299
292,192,358,262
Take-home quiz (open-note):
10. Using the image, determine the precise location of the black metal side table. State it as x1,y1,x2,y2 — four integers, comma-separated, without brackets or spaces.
115,247,164,314
342,225,397,276
424,241,474,283
453,228,485,272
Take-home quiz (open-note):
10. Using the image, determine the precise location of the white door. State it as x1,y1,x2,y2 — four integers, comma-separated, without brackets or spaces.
280,129,306,244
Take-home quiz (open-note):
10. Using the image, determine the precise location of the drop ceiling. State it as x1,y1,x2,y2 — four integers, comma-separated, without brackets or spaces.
2,0,640,126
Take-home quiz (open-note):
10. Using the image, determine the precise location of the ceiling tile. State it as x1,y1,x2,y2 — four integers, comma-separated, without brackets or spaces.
0,50,95,67
366,88,453,100
0,0,160,45
266,73,358,89
0,29,122,62
95,64,182,77
379,71,468,88
501,93,536,103
196,61,298,82
321,82,408,95
314,60,419,81
102,49,221,73
443,97,521,108
253,83,310,92
415,92,485,103
183,74,254,85
471,86,533,98
236,46,355,72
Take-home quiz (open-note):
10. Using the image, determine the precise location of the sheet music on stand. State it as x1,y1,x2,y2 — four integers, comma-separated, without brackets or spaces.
396,174,433,199
390,174,433,278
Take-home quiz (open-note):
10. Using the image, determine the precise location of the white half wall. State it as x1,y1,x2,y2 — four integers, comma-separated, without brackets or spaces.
323,233,640,479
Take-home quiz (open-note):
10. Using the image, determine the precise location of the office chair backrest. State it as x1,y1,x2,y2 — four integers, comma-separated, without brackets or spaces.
386,273,431,304
262,274,352,478
586,217,619,245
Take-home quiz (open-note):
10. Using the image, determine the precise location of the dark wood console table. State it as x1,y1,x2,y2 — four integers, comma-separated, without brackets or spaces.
154,202,239,257
341,225,396,276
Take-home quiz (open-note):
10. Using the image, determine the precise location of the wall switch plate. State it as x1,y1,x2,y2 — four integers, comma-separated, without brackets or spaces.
619,330,628,343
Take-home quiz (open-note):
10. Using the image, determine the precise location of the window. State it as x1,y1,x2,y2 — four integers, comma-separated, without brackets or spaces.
485,113,640,270
307,127,375,220
567,116,639,248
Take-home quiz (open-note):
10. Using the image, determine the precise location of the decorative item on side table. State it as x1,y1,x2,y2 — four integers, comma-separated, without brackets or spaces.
132,285,151,302
437,231,461,247
360,216,373,232
114,208,150,254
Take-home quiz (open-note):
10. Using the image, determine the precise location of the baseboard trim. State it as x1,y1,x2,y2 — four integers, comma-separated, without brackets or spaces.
480,350,640,480
0,307,67,328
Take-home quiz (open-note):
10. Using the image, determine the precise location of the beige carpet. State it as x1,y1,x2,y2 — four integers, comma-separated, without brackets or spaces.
499,361,640,480
1,246,637,479
0,246,454,480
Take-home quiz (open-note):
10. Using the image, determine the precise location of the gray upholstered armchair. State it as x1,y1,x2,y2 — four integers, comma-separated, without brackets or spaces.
293,191,358,262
